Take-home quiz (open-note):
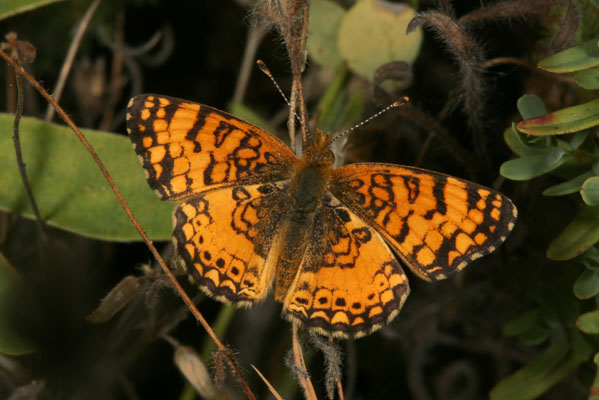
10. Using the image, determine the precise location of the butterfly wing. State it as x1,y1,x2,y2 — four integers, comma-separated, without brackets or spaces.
173,181,292,305
330,163,517,281
281,194,410,338
126,94,298,201
127,94,299,304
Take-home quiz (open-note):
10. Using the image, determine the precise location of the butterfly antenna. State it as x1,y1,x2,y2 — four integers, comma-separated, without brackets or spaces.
330,96,410,144
256,60,308,139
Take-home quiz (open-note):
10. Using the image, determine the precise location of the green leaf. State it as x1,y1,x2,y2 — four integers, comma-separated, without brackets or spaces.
573,268,599,299
228,102,278,138
576,67,599,89
581,176,599,206
0,253,36,355
547,206,599,261
577,311,599,334
0,0,62,20
518,325,551,346
337,0,422,83
503,125,553,157
538,38,599,73
307,0,345,68
491,330,591,400
503,309,541,337
500,149,567,181
517,94,548,119
517,99,599,136
569,130,588,151
542,171,593,196
0,114,173,241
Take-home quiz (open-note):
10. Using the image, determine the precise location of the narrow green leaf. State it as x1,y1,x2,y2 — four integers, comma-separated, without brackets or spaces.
500,149,567,181
518,325,550,347
307,0,345,67
503,126,553,157
338,0,422,83
491,331,591,400
569,130,588,151
228,102,278,138
576,67,599,89
0,114,173,241
547,206,599,261
0,0,62,20
517,99,599,136
538,38,599,73
0,254,36,355
503,309,541,337
573,268,599,299
517,94,548,119
581,176,599,206
542,171,593,196
490,335,568,400
577,311,599,334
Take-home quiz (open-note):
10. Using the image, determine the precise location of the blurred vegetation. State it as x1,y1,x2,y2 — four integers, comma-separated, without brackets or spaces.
1,0,599,399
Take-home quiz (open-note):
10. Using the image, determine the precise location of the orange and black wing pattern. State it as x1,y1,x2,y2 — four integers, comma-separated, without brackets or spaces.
330,163,517,281
126,94,297,201
282,194,410,338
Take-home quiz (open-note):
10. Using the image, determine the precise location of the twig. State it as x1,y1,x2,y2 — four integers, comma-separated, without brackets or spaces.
483,56,577,84
0,48,256,400
232,24,268,104
45,0,102,121
291,322,317,400
251,364,285,400
11,68,45,240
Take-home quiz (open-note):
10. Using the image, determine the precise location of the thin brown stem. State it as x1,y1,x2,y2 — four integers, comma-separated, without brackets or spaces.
11,69,46,241
45,0,102,121
233,24,268,104
0,48,256,400
292,323,317,400
483,56,577,84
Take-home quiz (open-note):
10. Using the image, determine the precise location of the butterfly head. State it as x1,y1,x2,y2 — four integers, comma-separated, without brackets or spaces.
301,130,334,167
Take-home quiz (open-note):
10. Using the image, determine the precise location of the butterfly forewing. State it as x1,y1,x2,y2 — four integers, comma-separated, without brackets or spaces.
330,163,517,281
126,94,298,201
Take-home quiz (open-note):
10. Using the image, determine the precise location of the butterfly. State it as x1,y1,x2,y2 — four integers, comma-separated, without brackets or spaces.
126,94,517,338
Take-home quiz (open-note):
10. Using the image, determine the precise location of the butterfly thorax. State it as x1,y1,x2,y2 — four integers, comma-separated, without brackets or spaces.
273,130,334,301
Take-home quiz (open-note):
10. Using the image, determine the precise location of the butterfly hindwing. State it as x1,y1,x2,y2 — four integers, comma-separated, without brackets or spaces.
173,181,292,306
282,194,410,338
330,163,517,281
126,94,298,201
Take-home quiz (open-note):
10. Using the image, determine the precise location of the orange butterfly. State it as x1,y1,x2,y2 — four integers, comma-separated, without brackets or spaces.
126,94,517,338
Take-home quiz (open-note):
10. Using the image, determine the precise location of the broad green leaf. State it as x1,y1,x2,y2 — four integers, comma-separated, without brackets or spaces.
542,171,593,196
577,311,599,334
500,149,567,181
547,206,599,261
517,99,599,136
0,253,36,355
517,94,548,119
573,268,599,299
538,38,599,73
581,176,599,206
503,309,541,337
307,0,345,67
0,114,173,241
338,0,422,83
0,0,62,20
491,331,591,400
576,67,599,89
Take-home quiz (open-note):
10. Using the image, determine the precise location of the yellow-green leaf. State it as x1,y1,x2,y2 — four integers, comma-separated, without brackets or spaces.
0,114,173,241
538,38,599,73
517,99,599,136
